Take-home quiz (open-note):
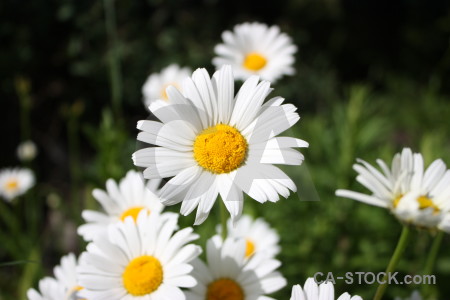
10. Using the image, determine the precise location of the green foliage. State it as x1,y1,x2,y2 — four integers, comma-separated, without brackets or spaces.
84,108,134,182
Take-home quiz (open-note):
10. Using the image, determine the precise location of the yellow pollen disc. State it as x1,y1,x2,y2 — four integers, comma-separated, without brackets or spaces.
122,255,163,296
417,195,440,213
120,206,149,222
193,124,247,174
245,239,255,257
243,53,267,71
207,278,244,300
393,194,403,208
160,82,179,101
5,179,18,191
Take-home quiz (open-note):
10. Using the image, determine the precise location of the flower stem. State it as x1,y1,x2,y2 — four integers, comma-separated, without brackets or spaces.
103,0,122,119
17,246,39,299
423,231,444,275
421,230,444,296
220,200,228,240
373,225,411,300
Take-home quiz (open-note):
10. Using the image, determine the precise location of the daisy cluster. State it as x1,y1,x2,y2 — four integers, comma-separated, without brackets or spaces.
24,20,450,300
28,170,296,300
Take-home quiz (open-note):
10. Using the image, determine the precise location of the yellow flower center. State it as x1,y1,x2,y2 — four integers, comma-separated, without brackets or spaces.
393,194,440,213
193,124,247,174
243,53,267,71
207,278,244,300
245,239,255,257
119,206,150,222
393,194,403,208
122,255,163,296
160,82,179,100
5,179,18,191
417,195,440,213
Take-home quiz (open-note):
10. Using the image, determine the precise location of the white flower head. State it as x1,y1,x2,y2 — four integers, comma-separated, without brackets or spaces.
336,148,450,231
142,64,192,107
77,211,201,300
0,167,35,201
27,253,82,300
133,65,308,225
213,22,297,82
186,235,286,300
290,278,362,300
17,140,38,161
77,170,165,241
217,214,280,258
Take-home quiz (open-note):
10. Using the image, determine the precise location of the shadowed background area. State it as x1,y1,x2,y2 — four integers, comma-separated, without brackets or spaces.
1,0,450,299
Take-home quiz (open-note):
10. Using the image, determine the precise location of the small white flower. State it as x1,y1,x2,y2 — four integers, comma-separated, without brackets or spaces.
0,167,34,201
186,235,286,300
213,22,297,82
77,211,201,300
290,278,362,300
142,64,192,107
133,65,308,225
17,140,38,161
336,148,450,231
217,214,280,258
27,253,82,300
77,170,165,241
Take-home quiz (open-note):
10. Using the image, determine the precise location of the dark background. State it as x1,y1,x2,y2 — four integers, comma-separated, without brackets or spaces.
1,0,450,299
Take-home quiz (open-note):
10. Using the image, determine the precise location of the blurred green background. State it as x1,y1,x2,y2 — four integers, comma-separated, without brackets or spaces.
1,0,450,299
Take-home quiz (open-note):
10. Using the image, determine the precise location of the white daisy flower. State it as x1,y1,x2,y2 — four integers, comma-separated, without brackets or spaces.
27,277,65,300
27,254,82,300
217,214,280,258
77,211,201,300
212,22,297,82
186,235,286,300
336,148,450,231
336,148,415,208
17,140,38,161
142,64,192,107
0,167,34,201
290,278,362,300
133,65,308,225
77,170,165,241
